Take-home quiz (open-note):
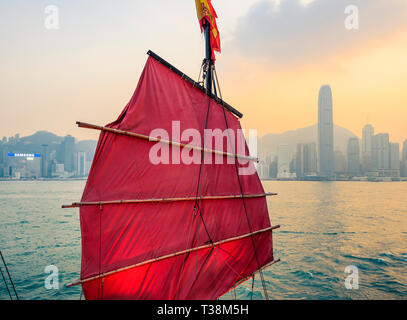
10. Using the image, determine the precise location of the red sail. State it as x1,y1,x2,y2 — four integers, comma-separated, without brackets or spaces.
79,54,275,300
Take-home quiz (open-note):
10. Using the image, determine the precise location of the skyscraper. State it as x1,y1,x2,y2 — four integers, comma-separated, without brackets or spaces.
403,140,407,162
372,133,390,174
277,144,290,179
269,157,278,178
318,85,334,177
347,138,360,175
296,143,317,178
401,139,407,177
334,150,346,174
389,142,400,177
41,144,49,178
361,124,374,173
61,135,75,172
75,151,86,177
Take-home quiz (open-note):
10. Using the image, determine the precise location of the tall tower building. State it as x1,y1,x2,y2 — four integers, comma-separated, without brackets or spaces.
401,139,407,177
62,135,75,173
334,150,346,174
41,144,49,178
75,151,86,177
347,138,360,175
403,140,407,162
296,143,317,178
389,142,400,177
372,133,390,174
361,124,374,173
277,144,290,179
318,85,334,177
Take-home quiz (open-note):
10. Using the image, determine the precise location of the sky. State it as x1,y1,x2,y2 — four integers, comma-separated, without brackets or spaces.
0,0,406,144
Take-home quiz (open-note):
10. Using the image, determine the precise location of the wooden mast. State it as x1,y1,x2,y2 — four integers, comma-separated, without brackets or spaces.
204,20,213,94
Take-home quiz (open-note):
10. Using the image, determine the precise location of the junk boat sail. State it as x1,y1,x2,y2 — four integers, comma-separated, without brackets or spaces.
63,0,279,300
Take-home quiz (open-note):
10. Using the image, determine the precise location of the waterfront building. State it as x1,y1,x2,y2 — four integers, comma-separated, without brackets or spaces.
75,151,86,177
334,150,346,174
347,138,360,175
361,124,374,173
277,144,291,179
41,144,49,178
60,135,75,172
389,142,400,177
296,143,317,178
269,157,278,178
402,139,407,177
372,133,390,172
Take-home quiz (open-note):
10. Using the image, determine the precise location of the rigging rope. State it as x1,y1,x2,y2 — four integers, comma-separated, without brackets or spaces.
0,250,19,300
174,61,215,299
192,60,215,299
193,60,213,244
250,274,255,300
213,67,270,300
0,264,12,300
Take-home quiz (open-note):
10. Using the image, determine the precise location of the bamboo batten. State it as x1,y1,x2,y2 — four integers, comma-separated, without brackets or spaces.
62,192,278,209
76,121,258,162
65,225,280,287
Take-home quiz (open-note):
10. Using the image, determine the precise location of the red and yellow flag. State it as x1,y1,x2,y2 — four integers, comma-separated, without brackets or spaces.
195,0,221,60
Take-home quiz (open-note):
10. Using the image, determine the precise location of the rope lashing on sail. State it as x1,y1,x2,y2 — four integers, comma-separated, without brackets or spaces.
250,274,255,300
176,61,215,299
213,66,272,300
190,60,216,299
75,122,258,163
62,193,277,208
65,225,280,288
0,250,19,300
197,61,204,87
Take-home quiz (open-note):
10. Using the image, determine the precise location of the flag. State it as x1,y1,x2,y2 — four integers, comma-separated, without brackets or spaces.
195,0,221,60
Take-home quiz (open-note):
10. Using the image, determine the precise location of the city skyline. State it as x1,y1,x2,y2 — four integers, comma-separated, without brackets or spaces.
3,120,406,180
1,118,406,146
258,83,407,180
0,131,95,179
261,122,407,180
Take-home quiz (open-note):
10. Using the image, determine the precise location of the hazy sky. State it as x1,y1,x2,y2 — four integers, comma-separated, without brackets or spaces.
1,0,406,143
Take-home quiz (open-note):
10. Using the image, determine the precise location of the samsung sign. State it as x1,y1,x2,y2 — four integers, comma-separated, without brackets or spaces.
8,153,41,158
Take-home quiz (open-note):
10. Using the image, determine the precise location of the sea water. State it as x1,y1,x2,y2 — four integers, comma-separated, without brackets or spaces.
0,180,406,300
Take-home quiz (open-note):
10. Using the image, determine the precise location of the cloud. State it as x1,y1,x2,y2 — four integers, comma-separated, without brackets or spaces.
231,0,407,67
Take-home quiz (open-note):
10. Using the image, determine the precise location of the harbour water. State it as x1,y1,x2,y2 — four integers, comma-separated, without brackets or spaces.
0,180,406,300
